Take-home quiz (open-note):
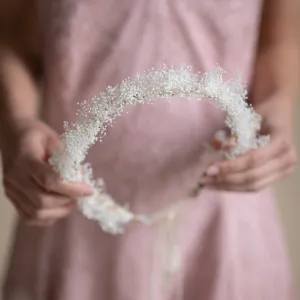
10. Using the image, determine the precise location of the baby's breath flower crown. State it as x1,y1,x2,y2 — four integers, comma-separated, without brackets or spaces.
49,66,269,234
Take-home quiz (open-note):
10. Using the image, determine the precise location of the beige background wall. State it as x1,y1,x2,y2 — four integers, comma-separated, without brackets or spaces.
0,115,299,298
276,111,300,285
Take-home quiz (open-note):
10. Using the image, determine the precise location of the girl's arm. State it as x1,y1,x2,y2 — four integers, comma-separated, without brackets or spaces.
250,0,299,106
202,0,299,192
0,0,41,132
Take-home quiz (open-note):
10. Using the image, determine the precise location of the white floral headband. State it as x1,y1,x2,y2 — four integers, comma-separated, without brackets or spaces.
49,66,269,234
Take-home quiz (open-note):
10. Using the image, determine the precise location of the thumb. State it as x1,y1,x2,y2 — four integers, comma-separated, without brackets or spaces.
210,130,236,151
44,132,63,161
27,122,63,162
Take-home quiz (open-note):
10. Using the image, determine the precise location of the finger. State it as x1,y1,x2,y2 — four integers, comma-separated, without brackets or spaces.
209,165,294,192
205,136,285,176
35,192,75,209
29,161,94,198
6,191,30,219
29,204,74,223
203,148,293,186
210,130,234,151
206,160,295,192
44,133,64,161
3,177,38,208
4,175,77,209
5,187,35,218
250,164,295,191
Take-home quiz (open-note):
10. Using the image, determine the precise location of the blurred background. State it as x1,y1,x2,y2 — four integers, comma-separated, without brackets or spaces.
0,109,299,298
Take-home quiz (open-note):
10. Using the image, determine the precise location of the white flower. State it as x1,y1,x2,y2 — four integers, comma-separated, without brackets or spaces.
49,66,269,235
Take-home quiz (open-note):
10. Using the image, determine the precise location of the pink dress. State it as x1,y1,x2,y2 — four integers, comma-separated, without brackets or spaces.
2,0,296,299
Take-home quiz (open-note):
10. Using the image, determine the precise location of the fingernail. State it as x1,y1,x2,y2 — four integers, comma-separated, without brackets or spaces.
81,185,94,196
205,165,219,176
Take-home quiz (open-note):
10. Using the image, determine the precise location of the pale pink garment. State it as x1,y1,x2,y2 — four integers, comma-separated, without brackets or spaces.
2,0,296,299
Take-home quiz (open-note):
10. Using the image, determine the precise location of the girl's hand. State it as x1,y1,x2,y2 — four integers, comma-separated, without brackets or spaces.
1,119,94,226
200,97,297,192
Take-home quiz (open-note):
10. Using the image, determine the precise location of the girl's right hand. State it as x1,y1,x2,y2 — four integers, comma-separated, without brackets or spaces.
1,119,94,226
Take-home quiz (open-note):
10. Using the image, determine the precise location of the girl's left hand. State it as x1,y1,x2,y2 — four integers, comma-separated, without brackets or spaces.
200,98,298,192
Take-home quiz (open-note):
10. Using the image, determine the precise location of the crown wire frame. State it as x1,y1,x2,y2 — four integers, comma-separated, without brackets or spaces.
49,66,269,234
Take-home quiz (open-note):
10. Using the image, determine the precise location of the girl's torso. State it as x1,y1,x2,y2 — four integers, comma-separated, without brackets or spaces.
3,2,296,300
39,0,263,210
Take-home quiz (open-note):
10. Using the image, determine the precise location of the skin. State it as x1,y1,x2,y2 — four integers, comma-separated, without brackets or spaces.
200,0,300,192
0,0,299,226
0,0,94,226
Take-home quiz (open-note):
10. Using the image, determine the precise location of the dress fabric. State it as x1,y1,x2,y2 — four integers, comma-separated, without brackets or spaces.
2,0,296,299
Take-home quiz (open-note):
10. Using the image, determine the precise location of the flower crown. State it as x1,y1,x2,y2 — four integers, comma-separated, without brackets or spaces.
49,66,269,234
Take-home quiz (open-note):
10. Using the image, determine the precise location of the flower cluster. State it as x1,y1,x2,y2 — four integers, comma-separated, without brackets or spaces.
49,66,269,234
